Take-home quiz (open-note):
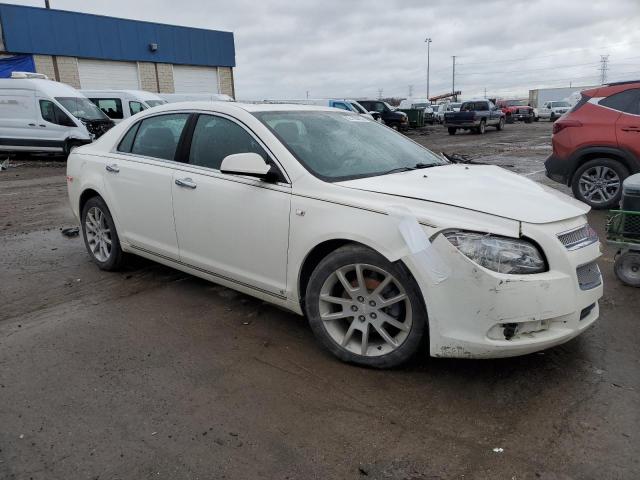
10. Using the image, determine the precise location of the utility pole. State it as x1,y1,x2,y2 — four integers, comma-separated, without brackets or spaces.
452,56,456,99
44,0,61,82
484,87,487,99
44,0,50,7
599,55,609,84
425,37,432,99
408,85,413,97
306,90,309,99
378,88,383,100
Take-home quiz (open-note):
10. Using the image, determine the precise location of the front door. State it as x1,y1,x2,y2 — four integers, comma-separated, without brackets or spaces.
613,89,640,161
101,112,190,260
171,113,291,296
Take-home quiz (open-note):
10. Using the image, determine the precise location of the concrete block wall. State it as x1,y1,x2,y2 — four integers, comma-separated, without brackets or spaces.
218,67,235,98
156,63,175,93
137,62,158,92
56,56,80,88
33,54,56,79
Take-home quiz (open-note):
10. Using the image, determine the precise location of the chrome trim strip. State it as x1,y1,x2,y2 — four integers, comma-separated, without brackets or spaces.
129,244,287,300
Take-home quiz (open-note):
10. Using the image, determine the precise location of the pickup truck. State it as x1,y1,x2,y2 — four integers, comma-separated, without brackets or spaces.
495,99,534,123
538,100,571,121
357,100,409,130
443,100,505,135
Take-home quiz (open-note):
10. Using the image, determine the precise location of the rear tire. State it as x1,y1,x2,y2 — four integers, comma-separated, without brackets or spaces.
477,120,486,134
447,127,457,135
571,158,629,209
81,196,125,271
305,245,427,368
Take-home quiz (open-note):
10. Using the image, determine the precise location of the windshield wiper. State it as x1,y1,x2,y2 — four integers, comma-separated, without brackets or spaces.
382,166,416,175
414,162,441,169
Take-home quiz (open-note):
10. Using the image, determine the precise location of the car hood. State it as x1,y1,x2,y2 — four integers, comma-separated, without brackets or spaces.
336,165,589,224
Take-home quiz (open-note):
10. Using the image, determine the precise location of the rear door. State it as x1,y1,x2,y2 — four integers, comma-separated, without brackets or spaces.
171,113,291,295
609,88,640,162
102,112,190,260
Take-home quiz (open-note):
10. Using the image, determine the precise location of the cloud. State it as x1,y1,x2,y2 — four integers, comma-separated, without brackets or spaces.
8,0,640,99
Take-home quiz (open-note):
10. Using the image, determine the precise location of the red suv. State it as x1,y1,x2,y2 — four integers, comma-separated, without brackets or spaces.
545,80,640,208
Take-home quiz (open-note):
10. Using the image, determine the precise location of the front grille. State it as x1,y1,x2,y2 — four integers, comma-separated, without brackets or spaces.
517,108,530,114
557,224,599,250
86,121,114,139
577,262,602,290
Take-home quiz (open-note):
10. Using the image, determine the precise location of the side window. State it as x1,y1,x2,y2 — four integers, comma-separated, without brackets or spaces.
129,101,146,115
91,98,123,120
373,102,385,113
130,113,189,161
600,89,640,115
39,100,75,126
39,99,56,123
189,114,268,170
117,122,140,153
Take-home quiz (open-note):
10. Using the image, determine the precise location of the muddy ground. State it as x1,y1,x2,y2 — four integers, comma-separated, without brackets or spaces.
1,121,639,479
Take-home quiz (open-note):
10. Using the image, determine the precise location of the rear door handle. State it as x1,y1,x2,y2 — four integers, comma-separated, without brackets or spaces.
38,124,46,128
105,164,120,173
175,177,197,189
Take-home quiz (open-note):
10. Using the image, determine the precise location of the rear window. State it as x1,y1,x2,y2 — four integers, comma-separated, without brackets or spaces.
599,89,640,115
460,101,488,111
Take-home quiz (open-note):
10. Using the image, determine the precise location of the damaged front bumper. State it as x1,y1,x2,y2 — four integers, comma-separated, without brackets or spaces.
404,217,603,358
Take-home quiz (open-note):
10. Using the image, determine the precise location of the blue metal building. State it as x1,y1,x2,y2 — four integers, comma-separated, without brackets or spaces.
0,3,236,96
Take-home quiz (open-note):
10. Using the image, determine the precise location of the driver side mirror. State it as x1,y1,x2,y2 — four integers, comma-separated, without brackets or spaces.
220,152,278,182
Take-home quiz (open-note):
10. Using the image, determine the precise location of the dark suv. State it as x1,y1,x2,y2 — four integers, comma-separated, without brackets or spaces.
357,100,409,130
545,81,640,208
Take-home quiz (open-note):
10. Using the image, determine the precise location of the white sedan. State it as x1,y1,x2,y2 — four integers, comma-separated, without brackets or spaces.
67,102,603,368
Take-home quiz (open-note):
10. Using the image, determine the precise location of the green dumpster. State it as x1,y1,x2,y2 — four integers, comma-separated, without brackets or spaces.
399,108,425,128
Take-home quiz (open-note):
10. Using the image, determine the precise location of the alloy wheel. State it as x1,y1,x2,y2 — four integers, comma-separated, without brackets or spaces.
318,263,412,357
578,166,621,205
85,206,112,262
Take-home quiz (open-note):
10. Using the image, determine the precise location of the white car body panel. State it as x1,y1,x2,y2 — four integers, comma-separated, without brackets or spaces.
67,101,602,359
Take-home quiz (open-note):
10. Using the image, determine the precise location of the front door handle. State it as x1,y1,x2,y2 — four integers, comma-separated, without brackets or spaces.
175,177,197,189
38,124,46,128
28,123,36,127
105,164,120,173
621,127,640,132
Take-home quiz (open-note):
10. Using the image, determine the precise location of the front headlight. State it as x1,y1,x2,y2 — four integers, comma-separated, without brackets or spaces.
443,231,546,274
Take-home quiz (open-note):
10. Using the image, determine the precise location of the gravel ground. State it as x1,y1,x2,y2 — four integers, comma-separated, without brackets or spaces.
0,122,638,479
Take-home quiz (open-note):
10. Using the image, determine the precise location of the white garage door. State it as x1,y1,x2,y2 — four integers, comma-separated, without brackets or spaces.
173,65,219,93
78,59,140,89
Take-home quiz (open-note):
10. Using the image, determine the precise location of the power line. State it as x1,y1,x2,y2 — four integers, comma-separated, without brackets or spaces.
456,61,601,76
456,40,640,66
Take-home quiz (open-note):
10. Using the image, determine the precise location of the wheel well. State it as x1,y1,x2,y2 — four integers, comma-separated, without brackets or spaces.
298,239,354,305
573,151,633,181
79,189,100,214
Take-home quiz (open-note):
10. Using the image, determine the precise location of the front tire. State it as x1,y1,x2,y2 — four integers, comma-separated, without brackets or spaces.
305,245,427,368
81,196,125,271
496,117,505,131
571,158,629,209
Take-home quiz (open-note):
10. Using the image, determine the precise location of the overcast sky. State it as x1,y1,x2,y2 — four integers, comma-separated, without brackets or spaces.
8,0,640,100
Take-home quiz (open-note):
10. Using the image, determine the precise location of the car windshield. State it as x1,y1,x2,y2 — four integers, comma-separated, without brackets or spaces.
349,102,367,114
431,105,440,112
505,100,527,106
145,100,168,107
55,97,109,121
255,111,446,181
551,101,570,107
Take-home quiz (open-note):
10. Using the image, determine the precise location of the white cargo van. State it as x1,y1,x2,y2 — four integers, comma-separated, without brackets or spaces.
0,72,114,154
81,89,168,123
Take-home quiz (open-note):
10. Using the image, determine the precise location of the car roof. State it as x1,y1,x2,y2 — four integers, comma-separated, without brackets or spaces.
81,89,164,100
147,101,349,114
0,78,84,97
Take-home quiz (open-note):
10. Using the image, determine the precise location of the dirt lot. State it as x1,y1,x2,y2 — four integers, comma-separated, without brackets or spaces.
1,122,639,479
